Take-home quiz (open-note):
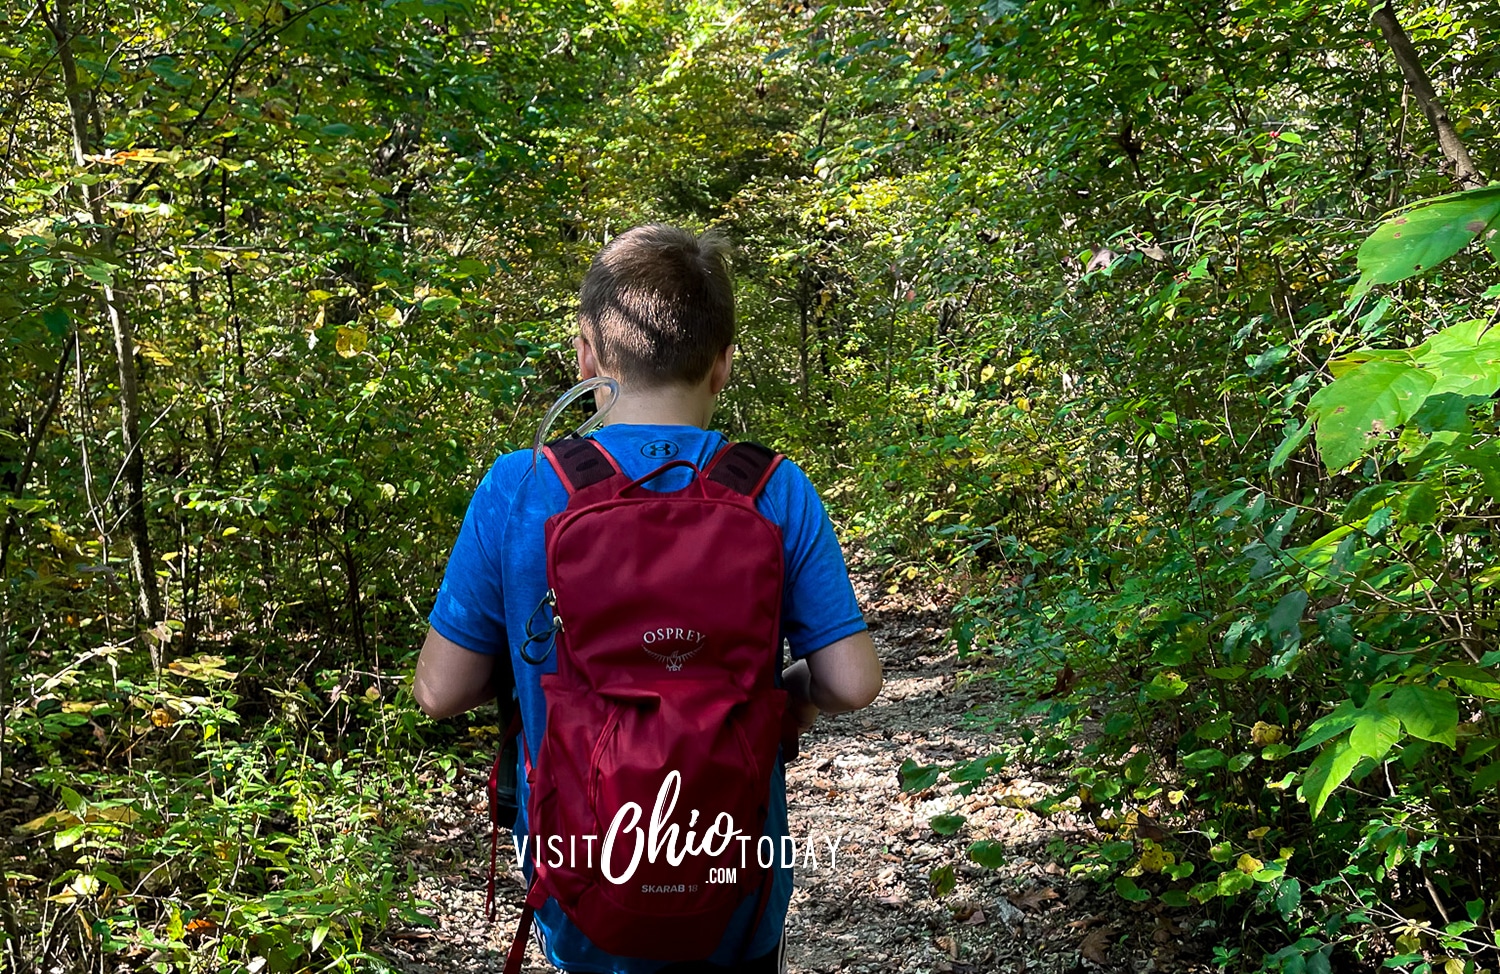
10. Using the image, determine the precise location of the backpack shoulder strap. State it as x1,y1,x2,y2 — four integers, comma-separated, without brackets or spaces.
543,437,622,494
706,441,782,500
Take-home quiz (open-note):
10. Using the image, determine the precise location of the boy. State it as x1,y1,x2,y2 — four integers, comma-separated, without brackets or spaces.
413,224,882,973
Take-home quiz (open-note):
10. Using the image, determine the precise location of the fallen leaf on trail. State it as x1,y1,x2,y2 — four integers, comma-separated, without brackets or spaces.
1006,886,1059,911
874,894,907,908
936,934,959,959
1080,925,1114,965
951,899,982,922
962,908,986,926
1068,914,1106,931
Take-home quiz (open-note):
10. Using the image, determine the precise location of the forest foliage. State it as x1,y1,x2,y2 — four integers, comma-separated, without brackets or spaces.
2,0,1500,971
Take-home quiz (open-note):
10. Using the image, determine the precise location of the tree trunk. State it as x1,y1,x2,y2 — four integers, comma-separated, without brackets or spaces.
1371,1,1486,191
41,0,163,628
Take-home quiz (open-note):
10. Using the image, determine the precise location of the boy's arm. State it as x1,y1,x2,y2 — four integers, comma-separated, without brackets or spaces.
783,630,882,730
413,627,504,719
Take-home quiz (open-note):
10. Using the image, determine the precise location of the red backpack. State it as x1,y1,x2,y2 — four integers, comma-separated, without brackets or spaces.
495,437,791,972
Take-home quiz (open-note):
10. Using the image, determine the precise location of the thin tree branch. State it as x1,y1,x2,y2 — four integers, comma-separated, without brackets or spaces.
1371,1,1485,191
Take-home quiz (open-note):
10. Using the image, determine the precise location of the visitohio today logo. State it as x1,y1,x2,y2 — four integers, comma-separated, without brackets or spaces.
512,772,846,889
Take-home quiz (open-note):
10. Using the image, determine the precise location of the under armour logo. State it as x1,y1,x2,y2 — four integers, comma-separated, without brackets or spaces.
641,440,679,459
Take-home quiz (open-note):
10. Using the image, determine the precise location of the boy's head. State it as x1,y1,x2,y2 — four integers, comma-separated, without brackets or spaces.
577,224,735,388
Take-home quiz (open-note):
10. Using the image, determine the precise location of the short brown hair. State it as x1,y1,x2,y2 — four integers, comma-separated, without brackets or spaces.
578,224,735,386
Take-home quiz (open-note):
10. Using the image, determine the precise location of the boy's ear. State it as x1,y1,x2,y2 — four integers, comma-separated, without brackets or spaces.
575,336,600,380
708,344,734,396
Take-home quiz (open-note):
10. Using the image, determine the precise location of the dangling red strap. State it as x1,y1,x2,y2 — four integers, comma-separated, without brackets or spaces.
502,879,543,974
485,818,501,921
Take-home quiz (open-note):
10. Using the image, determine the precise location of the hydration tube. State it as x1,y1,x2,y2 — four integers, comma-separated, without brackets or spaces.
530,375,618,471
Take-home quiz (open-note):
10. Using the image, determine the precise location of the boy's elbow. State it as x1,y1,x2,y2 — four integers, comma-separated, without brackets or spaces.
808,633,883,713
845,661,883,711
412,680,443,719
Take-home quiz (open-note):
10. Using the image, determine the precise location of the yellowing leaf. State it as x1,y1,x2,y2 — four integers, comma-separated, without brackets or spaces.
336,326,368,358
1247,826,1270,839
1136,843,1172,873
363,686,381,702
19,811,81,833
1252,721,1284,746
1237,854,1263,874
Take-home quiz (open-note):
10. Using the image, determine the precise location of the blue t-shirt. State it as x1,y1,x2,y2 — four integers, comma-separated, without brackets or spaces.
428,423,866,973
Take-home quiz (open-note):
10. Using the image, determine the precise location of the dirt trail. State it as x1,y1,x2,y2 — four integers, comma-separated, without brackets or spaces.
382,581,1206,973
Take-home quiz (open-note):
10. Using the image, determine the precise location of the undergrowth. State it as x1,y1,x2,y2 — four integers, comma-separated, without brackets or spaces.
2,635,487,973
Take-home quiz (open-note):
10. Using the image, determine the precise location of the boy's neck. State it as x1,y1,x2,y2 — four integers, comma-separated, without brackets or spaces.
599,382,715,429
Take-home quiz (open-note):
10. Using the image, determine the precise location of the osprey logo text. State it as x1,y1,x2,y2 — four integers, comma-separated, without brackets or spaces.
640,439,678,459
641,627,705,671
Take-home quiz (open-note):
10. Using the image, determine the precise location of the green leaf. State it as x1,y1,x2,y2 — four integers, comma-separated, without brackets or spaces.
42,309,70,337
1469,761,1500,791
420,295,462,313
1399,484,1437,525
1300,738,1362,818
1386,685,1458,747
1100,840,1136,862
80,262,116,286
1435,662,1500,696
1196,713,1232,741
1348,710,1401,760
929,864,956,897
59,787,84,814
967,840,1006,869
149,56,195,89
899,759,941,792
1266,590,1307,642
1159,890,1190,907
1307,361,1435,471
1216,869,1254,896
1354,185,1500,293
1426,342,1500,399
1181,748,1226,770
1268,418,1312,472
1228,752,1256,772
1115,876,1152,902
929,814,966,835
1145,671,1188,699
1276,877,1302,918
